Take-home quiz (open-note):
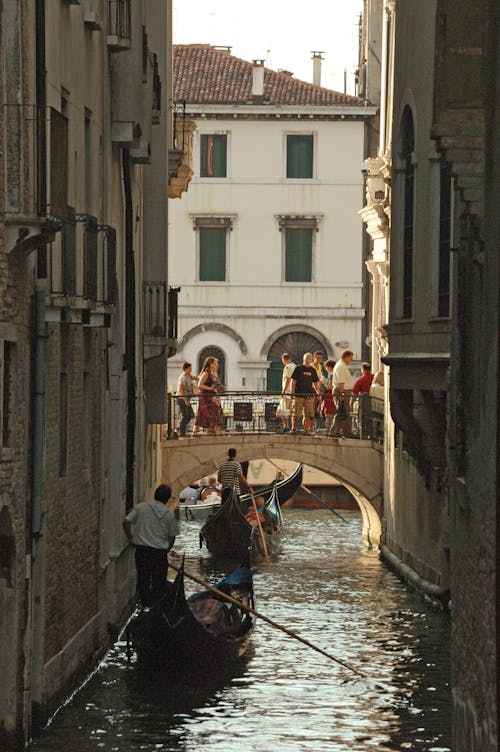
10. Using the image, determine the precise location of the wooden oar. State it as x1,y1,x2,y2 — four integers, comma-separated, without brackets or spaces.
249,491,269,559
266,457,349,524
168,561,372,682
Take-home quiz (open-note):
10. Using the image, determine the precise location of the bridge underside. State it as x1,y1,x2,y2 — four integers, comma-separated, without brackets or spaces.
161,435,384,547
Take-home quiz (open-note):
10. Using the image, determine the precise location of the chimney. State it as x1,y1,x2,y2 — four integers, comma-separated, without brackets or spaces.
311,51,324,86
252,59,265,103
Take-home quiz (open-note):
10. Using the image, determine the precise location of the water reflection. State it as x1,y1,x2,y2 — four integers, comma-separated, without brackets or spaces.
29,510,450,752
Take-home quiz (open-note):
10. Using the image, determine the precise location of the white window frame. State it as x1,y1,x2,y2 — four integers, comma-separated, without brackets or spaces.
282,130,318,182
196,129,232,181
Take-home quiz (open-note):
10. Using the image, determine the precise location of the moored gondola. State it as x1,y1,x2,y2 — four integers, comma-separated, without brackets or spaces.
126,560,255,671
200,482,284,561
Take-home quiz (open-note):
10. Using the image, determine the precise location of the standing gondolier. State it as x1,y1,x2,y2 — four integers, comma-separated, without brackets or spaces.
123,484,179,607
218,448,253,501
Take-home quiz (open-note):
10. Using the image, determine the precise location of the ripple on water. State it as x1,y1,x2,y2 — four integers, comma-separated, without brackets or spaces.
28,509,450,752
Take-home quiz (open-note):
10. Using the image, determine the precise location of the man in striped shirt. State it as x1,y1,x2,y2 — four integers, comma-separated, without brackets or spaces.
218,448,253,500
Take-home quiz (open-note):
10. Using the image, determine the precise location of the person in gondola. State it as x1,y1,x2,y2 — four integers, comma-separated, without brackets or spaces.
122,484,179,608
192,356,225,436
218,448,253,502
244,495,274,532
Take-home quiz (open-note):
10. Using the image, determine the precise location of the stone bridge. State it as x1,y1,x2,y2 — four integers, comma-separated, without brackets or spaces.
161,435,384,546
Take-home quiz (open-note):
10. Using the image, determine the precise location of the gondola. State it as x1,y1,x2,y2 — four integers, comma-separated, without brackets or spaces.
126,560,255,671
239,462,303,508
199,482,284,561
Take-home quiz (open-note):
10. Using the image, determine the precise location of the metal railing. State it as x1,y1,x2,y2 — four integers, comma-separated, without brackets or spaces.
164,391,384,441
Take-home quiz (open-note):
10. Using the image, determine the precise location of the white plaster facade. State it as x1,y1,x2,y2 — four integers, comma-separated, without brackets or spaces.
168,59,376,390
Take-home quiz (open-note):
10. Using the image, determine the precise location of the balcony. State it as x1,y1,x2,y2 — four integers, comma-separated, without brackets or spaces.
3,104,63,254
107,0,131,50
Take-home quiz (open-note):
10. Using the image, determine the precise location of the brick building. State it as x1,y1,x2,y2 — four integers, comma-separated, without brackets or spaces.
0,1,181,747
360,0,499,747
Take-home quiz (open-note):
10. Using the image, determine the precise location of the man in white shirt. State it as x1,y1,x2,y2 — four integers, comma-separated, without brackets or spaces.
278,353,296,432
329,350,355,438
123,484,179,607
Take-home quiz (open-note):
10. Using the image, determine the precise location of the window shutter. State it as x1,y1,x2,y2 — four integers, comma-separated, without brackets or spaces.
200,134,227,177
287,136,313,178
200,227,226,281
213,135,227,177
285,228,312,282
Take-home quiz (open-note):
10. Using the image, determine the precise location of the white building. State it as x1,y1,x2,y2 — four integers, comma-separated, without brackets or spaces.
168,46,376,391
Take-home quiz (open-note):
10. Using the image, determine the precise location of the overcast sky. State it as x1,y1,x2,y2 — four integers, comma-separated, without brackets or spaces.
173,0,364,96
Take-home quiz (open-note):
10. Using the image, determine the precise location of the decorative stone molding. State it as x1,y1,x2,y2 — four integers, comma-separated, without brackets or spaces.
178,323,248,354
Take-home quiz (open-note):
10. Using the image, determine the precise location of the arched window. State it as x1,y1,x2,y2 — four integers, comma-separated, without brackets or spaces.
401,106,415,319
198,346,226,390
266,331,325,391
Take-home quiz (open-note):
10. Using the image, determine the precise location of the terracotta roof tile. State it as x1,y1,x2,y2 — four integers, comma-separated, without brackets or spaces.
174,44,364,106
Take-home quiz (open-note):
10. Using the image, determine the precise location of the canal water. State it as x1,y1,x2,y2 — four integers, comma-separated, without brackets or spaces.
29,509,451,752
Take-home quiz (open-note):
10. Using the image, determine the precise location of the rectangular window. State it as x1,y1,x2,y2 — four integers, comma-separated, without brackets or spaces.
59,372,68,477
1,341,14,448
438,162,452,317
199,227,226,281
200,134,227,177
286,135,313,178
82,371,90,466
285,228,312,282
84,111,92,213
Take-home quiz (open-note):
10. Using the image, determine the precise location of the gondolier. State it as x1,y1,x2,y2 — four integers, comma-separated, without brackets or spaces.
218,448,253,500
123,484,179,607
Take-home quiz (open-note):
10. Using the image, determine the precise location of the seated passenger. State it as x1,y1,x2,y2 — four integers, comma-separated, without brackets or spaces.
245,496,273,532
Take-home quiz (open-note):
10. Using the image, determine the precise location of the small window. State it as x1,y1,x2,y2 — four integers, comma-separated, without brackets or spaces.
438,160,452,317
1,341,15,448
285,228,312,282
59,372,68,477
199,227,226,281
200,134,227,178
401,107,415,319
287,135,313,178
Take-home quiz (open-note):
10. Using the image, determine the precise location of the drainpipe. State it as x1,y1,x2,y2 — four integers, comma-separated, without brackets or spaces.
29,0,48,731
122,149,136,510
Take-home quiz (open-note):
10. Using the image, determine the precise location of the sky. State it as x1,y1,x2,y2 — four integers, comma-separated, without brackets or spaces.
173,0,364,96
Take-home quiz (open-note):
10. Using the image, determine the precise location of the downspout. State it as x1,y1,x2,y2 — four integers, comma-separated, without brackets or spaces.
122,149,136,510
30,0,48,731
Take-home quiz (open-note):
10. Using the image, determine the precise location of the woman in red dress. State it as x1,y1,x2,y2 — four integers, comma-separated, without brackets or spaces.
322,359,336,433
192,356,225,436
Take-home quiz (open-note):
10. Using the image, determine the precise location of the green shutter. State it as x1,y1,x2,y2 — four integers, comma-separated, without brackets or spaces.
200,135,208,176
213,135,227,177
200,227,226,281
200,134,227,177
287,135,313,178
285,228,312,282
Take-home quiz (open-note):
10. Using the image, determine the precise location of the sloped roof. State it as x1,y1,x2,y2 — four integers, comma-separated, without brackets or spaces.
173,44,364,106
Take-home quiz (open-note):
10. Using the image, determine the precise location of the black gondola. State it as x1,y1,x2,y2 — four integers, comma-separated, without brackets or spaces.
126,560,255,671
239,462,303,508
199,480,285,561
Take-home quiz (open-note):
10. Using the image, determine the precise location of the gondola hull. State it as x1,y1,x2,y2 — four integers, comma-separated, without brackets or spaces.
127,565,255,672
200,482,285,561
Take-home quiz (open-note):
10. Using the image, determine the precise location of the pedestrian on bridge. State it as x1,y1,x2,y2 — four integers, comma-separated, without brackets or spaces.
123,484,179,608
290,352,322,434
329,350,355,438
176,362,198,437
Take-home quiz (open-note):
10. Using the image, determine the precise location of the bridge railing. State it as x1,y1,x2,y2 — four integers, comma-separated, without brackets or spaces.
164,391,384,442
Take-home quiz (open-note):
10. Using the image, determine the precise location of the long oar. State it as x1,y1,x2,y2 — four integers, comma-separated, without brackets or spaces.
168,561,373,682
249,491,269,559
266,457,349,524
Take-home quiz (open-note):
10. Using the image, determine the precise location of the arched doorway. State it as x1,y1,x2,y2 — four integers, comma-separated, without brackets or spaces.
266,331,325,391
198,345,226,389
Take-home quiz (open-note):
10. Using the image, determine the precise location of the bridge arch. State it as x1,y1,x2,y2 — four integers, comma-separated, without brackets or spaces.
162,435,383,546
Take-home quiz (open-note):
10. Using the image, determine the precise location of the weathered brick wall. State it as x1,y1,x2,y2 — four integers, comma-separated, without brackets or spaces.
0,157,36,746
43,324,104,660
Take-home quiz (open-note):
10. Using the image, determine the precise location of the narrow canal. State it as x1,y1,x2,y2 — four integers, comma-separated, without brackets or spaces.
29,509,451,751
